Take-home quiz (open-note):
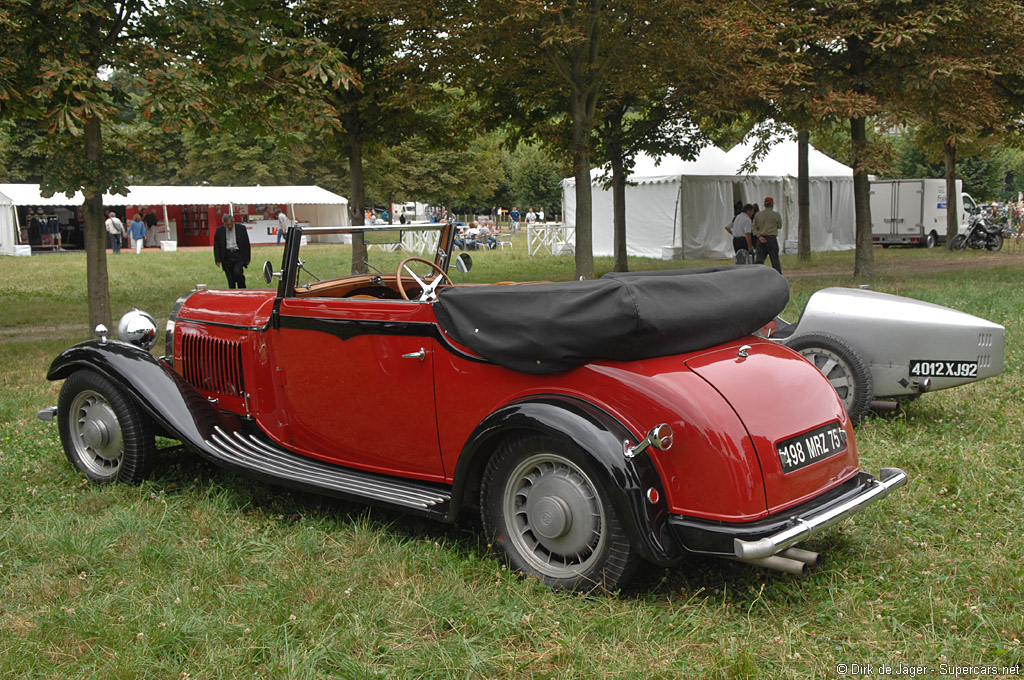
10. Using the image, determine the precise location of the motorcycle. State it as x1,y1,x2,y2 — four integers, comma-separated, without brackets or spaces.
949,213,1004,252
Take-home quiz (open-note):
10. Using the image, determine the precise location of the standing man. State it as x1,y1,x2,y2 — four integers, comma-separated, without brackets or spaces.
509,206,521,234
275,208,290,245
214,213,251,289
752,196,783,274
104,210,124,254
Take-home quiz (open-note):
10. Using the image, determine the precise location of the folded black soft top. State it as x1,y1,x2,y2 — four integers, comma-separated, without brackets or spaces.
433,265,789,374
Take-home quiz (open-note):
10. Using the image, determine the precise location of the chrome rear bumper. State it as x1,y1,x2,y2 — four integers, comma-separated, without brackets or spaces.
733,467,908,560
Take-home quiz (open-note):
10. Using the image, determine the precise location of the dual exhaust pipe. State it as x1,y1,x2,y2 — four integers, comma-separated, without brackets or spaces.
731,547,822,578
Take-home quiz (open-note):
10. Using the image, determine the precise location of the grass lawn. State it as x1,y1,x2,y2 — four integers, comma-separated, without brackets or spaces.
1,238,1021,678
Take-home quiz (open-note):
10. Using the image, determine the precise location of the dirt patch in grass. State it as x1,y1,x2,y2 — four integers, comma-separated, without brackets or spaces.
786,251,1024,280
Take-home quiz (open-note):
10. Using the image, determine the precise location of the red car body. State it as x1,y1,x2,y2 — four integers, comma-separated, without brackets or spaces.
43,224,906,590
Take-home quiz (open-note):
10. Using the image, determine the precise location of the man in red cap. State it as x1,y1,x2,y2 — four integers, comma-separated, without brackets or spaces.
752,196,783,274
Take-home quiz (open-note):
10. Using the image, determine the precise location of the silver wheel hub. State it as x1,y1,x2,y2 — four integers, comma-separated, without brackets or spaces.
503,454,606,579
69,390,123,475
529,495,571,540
81,418,111,450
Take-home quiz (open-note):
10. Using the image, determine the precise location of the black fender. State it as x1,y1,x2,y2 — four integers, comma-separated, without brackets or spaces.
450,395,683,566
47,340,239,451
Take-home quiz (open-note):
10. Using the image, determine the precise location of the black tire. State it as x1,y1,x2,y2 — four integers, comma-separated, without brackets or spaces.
480,433,639,592
786,332,873,426
949,234,967,251
986,234,1003,252
924,231,938,249
57,369,156,483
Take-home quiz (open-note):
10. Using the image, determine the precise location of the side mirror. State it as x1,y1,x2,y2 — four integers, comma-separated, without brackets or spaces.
454,253,473,274
263,260,280,284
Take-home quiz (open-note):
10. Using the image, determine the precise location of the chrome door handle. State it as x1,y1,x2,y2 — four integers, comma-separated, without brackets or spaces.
402,348,426,362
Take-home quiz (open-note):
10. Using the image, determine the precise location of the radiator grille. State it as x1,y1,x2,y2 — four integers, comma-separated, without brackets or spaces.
180,333,245,396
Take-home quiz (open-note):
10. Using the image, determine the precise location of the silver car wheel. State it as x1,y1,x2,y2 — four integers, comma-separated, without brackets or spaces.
799,347,855,407
787,331,873,426
67,389,124,477
502,453,607,580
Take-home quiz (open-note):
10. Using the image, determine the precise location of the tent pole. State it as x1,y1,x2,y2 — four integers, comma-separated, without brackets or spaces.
14,205,22,245
672,182,683,248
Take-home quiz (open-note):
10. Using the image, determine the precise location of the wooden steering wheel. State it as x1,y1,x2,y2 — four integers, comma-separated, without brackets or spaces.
396,257,453,301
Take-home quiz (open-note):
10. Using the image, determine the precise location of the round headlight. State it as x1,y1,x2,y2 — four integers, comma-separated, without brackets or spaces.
117,309,158,350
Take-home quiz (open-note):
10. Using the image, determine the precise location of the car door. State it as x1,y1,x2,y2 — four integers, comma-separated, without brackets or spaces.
266,296,445,481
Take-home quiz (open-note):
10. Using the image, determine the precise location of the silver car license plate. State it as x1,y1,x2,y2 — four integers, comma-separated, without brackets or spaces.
776,421,848,474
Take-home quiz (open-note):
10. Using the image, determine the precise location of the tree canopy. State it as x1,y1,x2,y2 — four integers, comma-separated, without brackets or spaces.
3,0,1024,290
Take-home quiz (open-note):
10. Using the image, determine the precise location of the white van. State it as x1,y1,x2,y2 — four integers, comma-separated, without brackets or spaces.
871,179,977,248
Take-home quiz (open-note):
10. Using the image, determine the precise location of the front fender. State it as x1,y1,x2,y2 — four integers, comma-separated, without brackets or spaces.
451,396,682,565
47,340,238,450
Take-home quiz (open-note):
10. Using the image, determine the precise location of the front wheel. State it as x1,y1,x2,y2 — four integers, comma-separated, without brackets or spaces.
986,234,1003,252
949,234,967,251
57,369,156,483
786,332,873,426
481,434,639,592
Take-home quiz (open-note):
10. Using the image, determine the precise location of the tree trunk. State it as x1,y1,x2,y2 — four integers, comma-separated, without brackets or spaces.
944,138,960,246
83,114,111,334
348,121,367,275
797,129,811,261
610,139,627,272
850,117,874,279
571,100,594,280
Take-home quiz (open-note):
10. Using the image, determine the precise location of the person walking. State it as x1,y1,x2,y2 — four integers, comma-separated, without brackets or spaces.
144,208,158,246
275,208,290,245
214,213,251,289
509,206,521,234
752,196,783,274
127,213,147,254
104,210,124,254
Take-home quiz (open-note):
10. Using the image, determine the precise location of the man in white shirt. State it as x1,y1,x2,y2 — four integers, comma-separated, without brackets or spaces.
104,210,124,254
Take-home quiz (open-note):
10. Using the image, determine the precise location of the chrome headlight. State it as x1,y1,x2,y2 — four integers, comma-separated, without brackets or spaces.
117,309,158,350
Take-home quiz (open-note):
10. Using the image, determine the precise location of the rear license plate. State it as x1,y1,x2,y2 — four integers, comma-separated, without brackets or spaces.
909,360,978,378
777,421,848,474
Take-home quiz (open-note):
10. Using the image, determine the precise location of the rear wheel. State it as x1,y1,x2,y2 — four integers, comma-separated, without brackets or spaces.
57,370,156,483
924,231,938,249
480,433,639,592
986,234,1003,252
786,332,873,426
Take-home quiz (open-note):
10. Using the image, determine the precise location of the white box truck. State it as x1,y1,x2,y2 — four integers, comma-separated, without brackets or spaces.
871,179,977,248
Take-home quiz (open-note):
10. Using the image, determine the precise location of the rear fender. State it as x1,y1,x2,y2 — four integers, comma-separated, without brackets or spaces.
451,396,682,565
47,340,238,450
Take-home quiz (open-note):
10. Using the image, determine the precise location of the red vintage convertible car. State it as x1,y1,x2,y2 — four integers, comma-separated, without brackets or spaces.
40,223,907,591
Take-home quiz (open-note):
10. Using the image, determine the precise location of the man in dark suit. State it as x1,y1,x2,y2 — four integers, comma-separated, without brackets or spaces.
213,213,251,289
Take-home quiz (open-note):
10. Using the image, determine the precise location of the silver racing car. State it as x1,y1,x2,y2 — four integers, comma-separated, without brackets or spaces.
760,287,1005,424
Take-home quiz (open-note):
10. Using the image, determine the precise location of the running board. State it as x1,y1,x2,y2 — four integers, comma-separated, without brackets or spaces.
203,426,452,517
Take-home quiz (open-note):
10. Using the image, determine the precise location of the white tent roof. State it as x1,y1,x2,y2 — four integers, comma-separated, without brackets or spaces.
0,184,348,207
0,189,11,206
582,138,852,185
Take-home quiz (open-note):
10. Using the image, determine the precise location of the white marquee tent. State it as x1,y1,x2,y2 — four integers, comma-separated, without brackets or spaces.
0,189,18,255
561,139,856,260
0,184,350,254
